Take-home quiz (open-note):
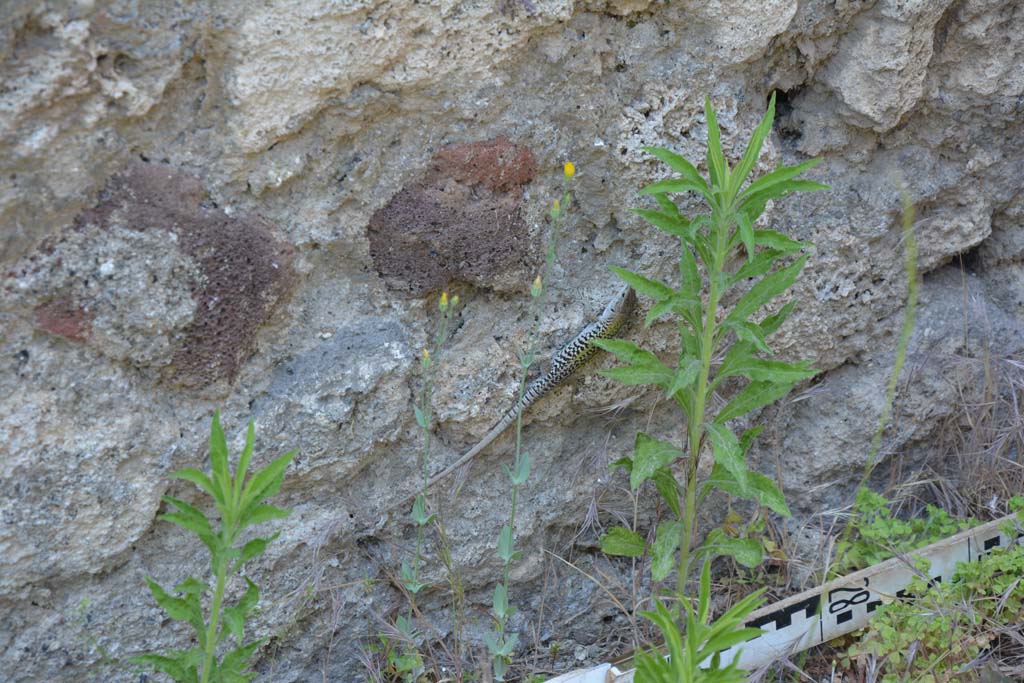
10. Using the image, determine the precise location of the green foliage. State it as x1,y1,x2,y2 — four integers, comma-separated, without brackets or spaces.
132,413,294,683
634,560,765,683
835,487,977,574
598,94,824,592
848,540,1024,682
486,166,576,682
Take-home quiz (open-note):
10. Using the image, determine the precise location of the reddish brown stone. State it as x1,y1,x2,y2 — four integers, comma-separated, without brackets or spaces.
433,136,537,193
32,298,92,342
93,161,295,387
367,137,540,296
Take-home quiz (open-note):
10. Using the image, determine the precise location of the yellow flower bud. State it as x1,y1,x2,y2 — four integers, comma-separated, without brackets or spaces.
451,295,460,308
563,161,575,178
439,291,448,312
531,275,543,298
421,347,431,368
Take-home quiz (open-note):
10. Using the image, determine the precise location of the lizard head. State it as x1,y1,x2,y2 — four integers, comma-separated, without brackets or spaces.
603,283,637,322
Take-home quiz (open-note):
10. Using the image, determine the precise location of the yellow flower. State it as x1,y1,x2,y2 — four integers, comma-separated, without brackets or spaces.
563,161,575,178
439,291,449,312
451,295,460,308
531,275,543,298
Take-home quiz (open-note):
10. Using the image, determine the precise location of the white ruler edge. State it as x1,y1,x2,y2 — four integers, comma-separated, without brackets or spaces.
544,513,1023,683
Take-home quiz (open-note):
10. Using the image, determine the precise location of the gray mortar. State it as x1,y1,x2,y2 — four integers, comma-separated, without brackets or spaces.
1,0,1023,681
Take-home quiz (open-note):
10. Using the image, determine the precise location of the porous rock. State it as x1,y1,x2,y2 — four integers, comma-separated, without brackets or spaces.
1,1,1023,681
367,136,540,296
4,161,295,388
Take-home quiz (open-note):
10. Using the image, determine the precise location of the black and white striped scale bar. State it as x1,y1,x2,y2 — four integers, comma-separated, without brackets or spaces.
545,513,1023,683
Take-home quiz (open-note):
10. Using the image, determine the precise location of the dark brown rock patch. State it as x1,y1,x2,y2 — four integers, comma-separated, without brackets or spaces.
367,136,540,296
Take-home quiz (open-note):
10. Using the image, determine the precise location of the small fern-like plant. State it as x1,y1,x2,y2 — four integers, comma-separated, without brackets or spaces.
132,413,295,683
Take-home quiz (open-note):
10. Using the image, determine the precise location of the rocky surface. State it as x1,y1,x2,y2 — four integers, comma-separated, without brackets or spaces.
0,1,1021,681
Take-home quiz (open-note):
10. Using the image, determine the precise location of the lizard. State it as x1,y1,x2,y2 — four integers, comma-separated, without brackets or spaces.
385,283,637,515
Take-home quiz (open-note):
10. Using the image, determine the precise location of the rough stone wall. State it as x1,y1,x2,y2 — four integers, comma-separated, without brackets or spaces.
0,1,1021,681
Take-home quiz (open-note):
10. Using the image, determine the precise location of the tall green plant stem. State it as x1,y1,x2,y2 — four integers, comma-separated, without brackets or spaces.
201,558,229,683
677,210,727,597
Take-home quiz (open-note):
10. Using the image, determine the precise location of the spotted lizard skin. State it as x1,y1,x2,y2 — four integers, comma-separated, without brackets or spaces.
388,285,636,512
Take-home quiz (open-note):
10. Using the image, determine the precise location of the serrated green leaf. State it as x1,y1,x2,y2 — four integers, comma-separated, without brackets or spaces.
727,319,771,354
642,146,706,186
705,97,728,201
728,248,784,287
131,652,198,683
754,229,810,252
738,426,764,454
739,158,823,201
593,339,675,388
220,639,265,675
601,365,675,387
651,520,685,581
644,293,701,329
652,192,681,218
651,468,682,518
679,241,700,293
209,412,231,508
159,497,216,551
600,526,646,557
638,601,686,676
145,577,196,624
705,529,763,568
726,255,806,326
232,533,279,573
590,338,644,363
170,467,217,500
632,208,691,238
742,180,831,217
735,209,755,260
698,556,712,621
174,576,207,596
609,266,673,302
609,455,633,473
631,432,683,490
235,421,256,506
160,513,217,555
760,300,796,336
665,356,700,400
239,503,291,531
639,178,713,201
240,450,295,511
220,577,260,643
706,464,791,516
702,626,766,657
728,92,776,201
704,423,749,494
715,380,794,424
720,356,816,384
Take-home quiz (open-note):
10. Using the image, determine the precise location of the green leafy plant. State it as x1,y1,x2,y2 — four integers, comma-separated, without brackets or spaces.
848,540,1024,682
393,290,461,682
596,93,826,595
633,560,765,683
488,162,576,681
132,413,295,683
835,487,977,574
